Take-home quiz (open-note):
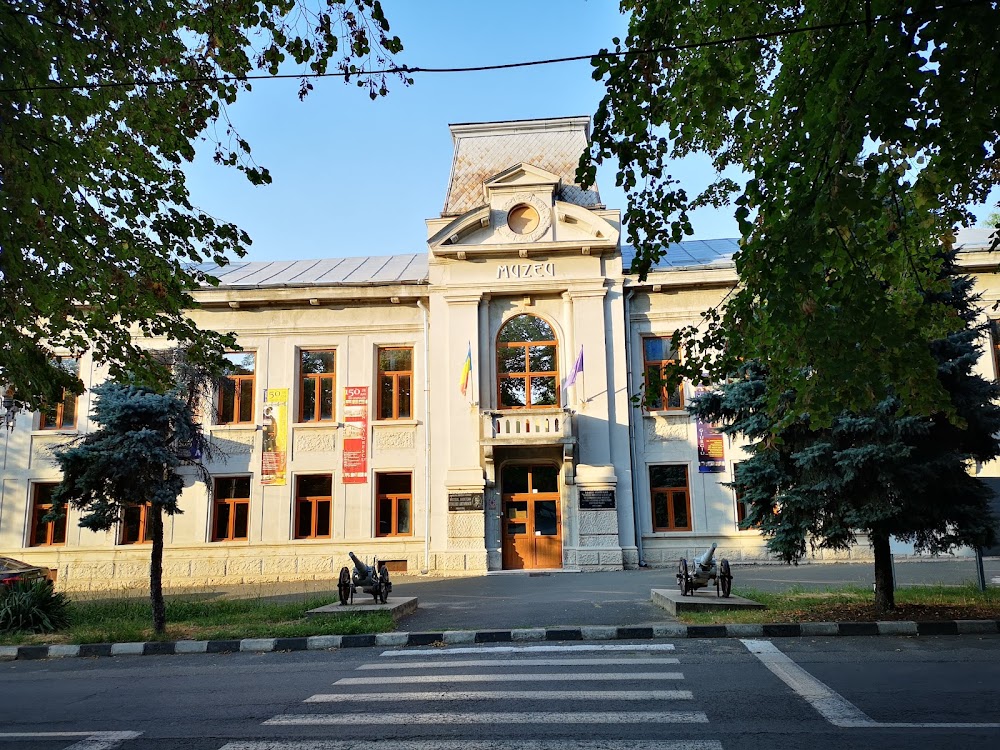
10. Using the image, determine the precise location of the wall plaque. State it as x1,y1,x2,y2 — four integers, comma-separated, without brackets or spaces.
579,489,616,510
449,492,485,512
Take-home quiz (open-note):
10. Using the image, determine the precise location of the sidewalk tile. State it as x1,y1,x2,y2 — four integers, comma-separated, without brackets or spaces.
442,630,476,644
510,629,545,641
111,642,145,656
174,640,208,654
306,635,342,650
375,633,409,647
240,638,277,652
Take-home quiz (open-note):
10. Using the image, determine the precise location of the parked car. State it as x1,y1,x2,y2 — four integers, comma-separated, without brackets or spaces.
0,557,54,587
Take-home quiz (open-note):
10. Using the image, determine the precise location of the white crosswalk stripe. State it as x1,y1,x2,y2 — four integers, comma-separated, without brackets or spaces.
221,742,724,750
305,689,694,702
251,641,722,749
381,643,676,656
264,711,709,725
358,656,680,669
335,671,684,685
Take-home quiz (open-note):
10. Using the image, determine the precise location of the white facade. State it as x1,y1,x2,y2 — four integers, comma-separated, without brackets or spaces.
3,117,999,589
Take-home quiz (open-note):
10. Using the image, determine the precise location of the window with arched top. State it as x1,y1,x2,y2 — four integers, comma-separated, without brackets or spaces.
496,314,559,409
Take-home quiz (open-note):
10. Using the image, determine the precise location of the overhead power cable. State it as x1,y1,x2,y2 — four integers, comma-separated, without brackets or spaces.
0,0,989,95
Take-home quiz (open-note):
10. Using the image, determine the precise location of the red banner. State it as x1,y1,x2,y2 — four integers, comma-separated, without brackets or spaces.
342,386,369,484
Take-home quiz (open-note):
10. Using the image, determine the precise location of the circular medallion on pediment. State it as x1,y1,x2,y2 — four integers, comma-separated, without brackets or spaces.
496,193,551,243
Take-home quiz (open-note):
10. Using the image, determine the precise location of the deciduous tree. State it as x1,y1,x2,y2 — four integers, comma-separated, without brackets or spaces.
1,0,405,406
584,1,1000,429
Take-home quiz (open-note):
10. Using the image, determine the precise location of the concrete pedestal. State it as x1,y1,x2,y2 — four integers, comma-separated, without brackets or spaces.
307,596,418,621
652,588,765,616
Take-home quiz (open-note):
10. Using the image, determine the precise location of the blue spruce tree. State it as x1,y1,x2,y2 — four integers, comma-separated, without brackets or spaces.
689,254,1000,612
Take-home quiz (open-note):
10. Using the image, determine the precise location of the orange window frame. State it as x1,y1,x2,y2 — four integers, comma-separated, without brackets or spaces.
211,477,251,542
650,465,692,532
642,337,683,410
375,473,412,537
294,476,333,539
377,347,413,420
299,350,337,422
495,317,559,410
218,374,255,425
40,357,79,430
120,503,153,545
29,484,67,547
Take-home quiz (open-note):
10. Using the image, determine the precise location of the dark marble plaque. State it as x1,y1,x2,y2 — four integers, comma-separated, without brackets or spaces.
448,492,484,512
579,489,616,510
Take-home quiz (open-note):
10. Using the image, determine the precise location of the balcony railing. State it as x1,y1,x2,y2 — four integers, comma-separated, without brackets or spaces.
482,408,573,442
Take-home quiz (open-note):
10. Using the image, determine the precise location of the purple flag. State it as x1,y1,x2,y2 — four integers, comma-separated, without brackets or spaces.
565,346,584,388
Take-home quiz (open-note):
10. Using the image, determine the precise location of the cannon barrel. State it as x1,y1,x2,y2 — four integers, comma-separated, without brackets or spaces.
697,543,717,568
348,551,370,577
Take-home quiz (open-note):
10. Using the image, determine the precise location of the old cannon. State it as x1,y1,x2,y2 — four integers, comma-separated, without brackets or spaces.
337,551,392,605
677,543,733,597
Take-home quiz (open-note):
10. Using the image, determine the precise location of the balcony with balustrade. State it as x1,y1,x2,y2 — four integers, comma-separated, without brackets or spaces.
481,408,574,447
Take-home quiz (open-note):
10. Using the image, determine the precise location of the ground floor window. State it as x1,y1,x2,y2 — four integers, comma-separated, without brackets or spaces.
212,476,251,541
650,464,692,531
376,472,412,537
29,483,66,547
295,474,332,539
733,461,751,527
120,503,153,544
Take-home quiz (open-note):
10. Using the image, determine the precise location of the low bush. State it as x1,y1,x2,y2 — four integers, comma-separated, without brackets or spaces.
0,580,71,633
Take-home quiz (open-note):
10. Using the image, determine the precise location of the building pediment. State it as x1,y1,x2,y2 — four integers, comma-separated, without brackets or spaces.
428,199,619,259
482,163,561,201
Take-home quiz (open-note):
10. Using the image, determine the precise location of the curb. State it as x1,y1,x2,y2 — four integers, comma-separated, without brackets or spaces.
2,619,998,661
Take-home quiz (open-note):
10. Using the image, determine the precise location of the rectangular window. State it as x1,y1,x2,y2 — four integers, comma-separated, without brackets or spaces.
377,347,413,420
991,321,1000,380
376,472,412,537
733,462,751,527
120,503,153,545
642,337,683,410
649,464,692,532
294,474,333,539
212,476,251,541
40,357,80,430
29,483,67,547
299,350,337,422
218,352,255,425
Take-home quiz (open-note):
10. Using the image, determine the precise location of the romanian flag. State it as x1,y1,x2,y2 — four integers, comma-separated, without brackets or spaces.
459,341,472,396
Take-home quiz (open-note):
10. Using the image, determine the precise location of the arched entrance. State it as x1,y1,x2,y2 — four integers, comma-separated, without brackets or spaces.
500,463,562,569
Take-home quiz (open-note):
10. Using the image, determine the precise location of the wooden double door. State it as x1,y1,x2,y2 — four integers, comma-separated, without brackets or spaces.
501,463,562,569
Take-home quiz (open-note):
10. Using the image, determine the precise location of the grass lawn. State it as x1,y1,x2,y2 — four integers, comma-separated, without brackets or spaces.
0,594,395,646
678,584,1000,625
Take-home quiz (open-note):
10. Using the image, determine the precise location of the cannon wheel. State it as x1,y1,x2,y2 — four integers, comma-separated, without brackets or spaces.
376,563,390,604
337,566,352,605
720,559,733,598
678,558,690,596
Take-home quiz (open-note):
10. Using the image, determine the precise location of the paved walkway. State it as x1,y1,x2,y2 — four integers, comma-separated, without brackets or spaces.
158,557,1000,631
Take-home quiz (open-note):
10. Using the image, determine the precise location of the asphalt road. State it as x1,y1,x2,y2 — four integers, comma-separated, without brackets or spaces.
2,635,998,750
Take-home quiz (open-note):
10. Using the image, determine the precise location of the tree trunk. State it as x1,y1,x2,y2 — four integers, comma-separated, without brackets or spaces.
150,503,166,634
872,530,895,614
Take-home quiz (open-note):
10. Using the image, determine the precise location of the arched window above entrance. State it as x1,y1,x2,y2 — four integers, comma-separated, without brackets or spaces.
496,314,559,409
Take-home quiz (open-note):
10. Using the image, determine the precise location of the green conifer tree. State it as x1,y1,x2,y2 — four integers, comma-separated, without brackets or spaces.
690,256,1000,612
50,351,216,633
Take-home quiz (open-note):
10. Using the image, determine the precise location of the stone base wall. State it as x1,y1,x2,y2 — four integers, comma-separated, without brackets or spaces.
17,544,430,592
640,535,878,566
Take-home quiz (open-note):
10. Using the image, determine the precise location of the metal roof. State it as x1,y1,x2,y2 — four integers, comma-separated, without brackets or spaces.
195,253,429,290
622,238,740,274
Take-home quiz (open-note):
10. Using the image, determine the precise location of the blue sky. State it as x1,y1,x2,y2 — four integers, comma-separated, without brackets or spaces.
183,1,997,263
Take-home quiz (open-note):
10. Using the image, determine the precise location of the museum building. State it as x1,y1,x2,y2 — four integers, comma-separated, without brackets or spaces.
3,117,999,589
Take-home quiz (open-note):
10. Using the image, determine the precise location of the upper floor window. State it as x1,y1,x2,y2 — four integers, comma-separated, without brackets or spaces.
300,350,336,422
377,347,412,420
41,357,79,430
643,337,683,410
497,314,558,409
218,352,255,425
30,483,67,547
991,321,1000,379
